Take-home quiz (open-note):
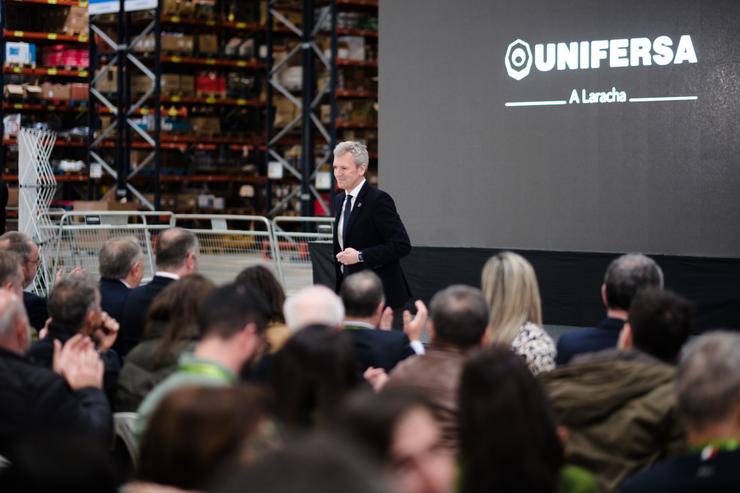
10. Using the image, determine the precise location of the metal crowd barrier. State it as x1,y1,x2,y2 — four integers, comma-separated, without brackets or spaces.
173,214,278,285
271,216,334,289
50,211,174,283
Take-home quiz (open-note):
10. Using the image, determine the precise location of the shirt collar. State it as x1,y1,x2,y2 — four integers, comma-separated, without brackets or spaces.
177,353,237,383
121,279,132,289
347,178,366,199
344,320,376,330
155,271,180,281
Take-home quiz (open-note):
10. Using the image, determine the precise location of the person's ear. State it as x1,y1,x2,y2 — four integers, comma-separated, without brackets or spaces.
617,322,633,350
601,284,608,308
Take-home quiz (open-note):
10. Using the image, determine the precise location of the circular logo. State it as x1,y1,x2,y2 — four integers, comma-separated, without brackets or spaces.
505,39,533,80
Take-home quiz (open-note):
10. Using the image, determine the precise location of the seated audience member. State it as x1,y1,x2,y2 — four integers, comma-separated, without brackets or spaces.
0,232,48,331
336,388,455,493
459,347,599,493
379,285,488,451
0,432,117,493
98,236,145,325
124,386,267,493
114,274,215,412
235,265,291,355
270,325,361,430
135,283,269,440
620,332,740,493
117,228,199,358
26,273,121,401
212,434,394,493
283,284,344,331
541,288,694,492
340,271,422,373
557,253,663,365
0,290,111,463
0,250,24,296
481,251,556,374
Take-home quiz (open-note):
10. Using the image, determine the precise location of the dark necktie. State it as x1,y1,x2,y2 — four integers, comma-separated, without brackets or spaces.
342,194,353,247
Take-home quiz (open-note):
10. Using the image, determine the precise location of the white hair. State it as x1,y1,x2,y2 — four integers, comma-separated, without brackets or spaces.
333,141,369,168
0,290,28,339
283,285,345,331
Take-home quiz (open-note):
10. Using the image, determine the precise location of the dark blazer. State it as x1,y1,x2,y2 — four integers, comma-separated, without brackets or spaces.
555,317,625,366
23,291,48,332
26,323,121,403
116,275,175,358
344,323,415,373
333,182,412,308
99,277,131,325
0,346,111,462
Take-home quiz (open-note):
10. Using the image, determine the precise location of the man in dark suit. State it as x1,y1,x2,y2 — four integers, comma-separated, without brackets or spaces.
98,236,145,325
0,232,48,331
556,253,663,365
340,271,422,373
116,228,199,358
333,141,412,310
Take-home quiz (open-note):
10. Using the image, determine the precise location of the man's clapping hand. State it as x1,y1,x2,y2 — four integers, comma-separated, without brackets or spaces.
52,334,104,390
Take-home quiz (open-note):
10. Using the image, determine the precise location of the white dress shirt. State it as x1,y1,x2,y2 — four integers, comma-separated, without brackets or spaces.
337,178,366,251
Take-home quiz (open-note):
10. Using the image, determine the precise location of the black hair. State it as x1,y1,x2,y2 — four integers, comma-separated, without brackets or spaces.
628,287,694,363
340,271,385,318
198,283,271,338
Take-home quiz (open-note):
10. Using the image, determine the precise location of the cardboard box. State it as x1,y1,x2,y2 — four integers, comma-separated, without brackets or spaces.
338,36,365,61
196,34,218,55
189,116,221,136
40,82,70,100
24,84,42,100
160,74,180,94
177,35,194,54
63,6,88,35
179,75,195,96
69,83,88,101
95,67,117,93
161,34,181,53
8,188,19,208
4,85,25,99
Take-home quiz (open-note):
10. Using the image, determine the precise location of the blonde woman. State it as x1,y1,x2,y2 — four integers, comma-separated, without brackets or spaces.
481,252,556,374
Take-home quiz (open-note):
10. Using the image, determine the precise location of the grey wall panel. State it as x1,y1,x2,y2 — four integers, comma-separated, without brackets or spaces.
379,0,740,258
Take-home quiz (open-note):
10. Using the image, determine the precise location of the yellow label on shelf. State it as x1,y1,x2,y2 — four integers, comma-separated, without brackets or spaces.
13,104,23,109
170,95,181,102
79,1,88,6
141,108,150,115
206,59,216,65
49,0,57,4
171,56,182,63
207,20,216,26
14,31,24,37
236,22,247,29
48,33,58,40
48,106,56,110
236,60,247,67
206,97,216,104
171,16,181,22
167,108,178,116
48,68,58,75
12,67,21,73
236,99,247,105
79,35,88,42
80,70,88,77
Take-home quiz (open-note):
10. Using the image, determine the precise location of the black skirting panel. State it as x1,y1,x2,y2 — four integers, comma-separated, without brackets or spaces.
309,243,740,332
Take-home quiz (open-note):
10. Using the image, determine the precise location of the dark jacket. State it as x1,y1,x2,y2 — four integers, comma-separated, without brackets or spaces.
116,275,175,358
99,277,131,324
0,346,111,462
556,317,625,366
619,449,740,493
386,345,466,451
540,349,686,493
344,322,415,373
23,291,48,332
114,321,197,412
333,182,412,308
26,322,121,403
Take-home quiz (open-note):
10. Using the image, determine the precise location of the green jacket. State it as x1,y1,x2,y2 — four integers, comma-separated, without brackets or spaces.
540,350,686,493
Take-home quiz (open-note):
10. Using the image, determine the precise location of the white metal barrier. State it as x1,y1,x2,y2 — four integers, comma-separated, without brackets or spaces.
173,214,278,285
50,211,175,283
271,216,334,288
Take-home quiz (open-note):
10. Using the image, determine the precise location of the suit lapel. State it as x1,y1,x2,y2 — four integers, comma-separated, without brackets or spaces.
345,182,370,239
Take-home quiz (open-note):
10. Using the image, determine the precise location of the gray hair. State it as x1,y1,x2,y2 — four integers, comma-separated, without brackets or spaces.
0,250,23,291
604,253,664,310
156,228,199,270
676,331,740,432
333,141,369,168
99,236,144,280
0,231,34,263
48,272,100,331
283,285,345,331
0,290,27,339
340,271,385,318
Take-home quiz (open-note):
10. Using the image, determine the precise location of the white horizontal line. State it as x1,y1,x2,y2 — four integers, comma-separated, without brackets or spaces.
505,100,568,107
629,96,698,102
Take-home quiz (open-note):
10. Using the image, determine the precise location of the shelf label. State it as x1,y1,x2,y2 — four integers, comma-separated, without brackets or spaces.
12,67,21,73
79,70,89,77
236,22,247,29
141,108,150,115
170,95,181,102
236,60,247,67
171,16,181,23
13,104,23,109
48,33,58,40
79,1,88,6
48,68,58,75
205,97,216,104
49,0,57,4
79,35,88,42
236,99,247,105
14,31,25,37
171,56,182,63
206,58,216,65
206,20,216,26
